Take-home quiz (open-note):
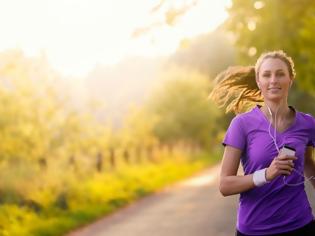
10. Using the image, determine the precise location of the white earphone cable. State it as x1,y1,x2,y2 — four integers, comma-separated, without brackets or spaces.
266,104,315,186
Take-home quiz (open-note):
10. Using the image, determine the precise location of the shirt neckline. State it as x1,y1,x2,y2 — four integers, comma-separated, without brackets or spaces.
254,104,298,135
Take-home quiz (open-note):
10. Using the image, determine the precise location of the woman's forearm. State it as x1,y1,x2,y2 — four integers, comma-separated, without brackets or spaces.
304,167,315,189
219,174,256,196
304,147,315,188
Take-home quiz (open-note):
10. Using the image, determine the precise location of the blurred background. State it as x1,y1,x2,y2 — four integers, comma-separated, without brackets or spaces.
0,0,314,235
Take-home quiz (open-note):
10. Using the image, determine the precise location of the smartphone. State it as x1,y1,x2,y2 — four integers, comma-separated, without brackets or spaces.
280,145,296,156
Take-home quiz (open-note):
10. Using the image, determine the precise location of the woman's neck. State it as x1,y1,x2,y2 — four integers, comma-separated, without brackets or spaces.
262,101,291,120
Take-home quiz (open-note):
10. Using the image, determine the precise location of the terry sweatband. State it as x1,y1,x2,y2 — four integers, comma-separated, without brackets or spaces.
253,168,269,187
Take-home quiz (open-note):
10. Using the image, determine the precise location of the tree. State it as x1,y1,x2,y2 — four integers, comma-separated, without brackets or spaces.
146,67,222,149
169,29,235,78
224,0,315,95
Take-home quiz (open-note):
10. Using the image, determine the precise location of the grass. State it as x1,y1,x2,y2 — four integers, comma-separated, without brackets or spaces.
0,149,221,236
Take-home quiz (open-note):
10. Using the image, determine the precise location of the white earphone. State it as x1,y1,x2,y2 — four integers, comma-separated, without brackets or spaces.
266,104,314,186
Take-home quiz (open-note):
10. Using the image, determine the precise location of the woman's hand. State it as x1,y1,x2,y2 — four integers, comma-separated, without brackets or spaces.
266,154,297,181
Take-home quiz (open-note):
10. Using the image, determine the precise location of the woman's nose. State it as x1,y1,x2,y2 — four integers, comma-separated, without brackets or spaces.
270,74,277,83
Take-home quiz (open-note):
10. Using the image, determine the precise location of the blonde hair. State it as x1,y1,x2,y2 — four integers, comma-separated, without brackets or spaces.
209,50,296,114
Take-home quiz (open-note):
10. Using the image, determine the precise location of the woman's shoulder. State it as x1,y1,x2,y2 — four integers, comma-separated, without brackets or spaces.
229,106,260,131
296,110,315,127
233,106,260,122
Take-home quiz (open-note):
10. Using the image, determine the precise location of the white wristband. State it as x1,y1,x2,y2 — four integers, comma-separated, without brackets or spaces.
253,168,269,187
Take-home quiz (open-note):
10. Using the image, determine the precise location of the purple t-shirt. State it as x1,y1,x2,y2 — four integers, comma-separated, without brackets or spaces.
223,105,315,235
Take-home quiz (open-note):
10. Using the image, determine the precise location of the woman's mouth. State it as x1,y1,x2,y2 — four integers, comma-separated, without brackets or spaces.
268,87,281,91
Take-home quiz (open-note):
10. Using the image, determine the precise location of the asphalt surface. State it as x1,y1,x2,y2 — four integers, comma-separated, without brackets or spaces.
67,165,315,236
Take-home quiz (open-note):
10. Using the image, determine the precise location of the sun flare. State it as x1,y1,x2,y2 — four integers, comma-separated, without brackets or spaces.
0,0,230,76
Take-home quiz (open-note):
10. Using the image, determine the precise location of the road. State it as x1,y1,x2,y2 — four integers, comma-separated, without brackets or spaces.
67,165,315,236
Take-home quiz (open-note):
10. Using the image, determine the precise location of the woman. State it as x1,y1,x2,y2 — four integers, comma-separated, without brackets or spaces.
210,50,315,235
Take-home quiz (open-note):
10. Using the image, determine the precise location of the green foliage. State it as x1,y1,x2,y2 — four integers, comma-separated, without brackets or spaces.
0,149,218,236
170,29,236,78
146,67,222,149
0,44,224,236
118,104,159,149
225,0,315,95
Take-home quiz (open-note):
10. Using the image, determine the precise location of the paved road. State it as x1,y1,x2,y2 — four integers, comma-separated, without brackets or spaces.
67,165,315,236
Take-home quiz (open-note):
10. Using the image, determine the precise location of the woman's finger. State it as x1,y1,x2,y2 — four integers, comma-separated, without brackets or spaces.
277,155,297,161
276,164,294,171
279,170,292,176
276,160,294,167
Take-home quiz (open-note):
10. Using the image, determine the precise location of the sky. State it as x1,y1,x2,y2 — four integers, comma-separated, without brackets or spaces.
0,0,231,77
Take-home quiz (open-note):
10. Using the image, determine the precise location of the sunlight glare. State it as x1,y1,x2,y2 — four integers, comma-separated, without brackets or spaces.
0,0,230,76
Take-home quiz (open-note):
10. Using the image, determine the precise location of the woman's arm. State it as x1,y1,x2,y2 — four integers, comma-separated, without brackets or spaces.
219,146,255,196
220,145,296,196
304,146,315,188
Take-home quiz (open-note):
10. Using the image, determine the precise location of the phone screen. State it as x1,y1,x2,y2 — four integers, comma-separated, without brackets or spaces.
281,146,296,156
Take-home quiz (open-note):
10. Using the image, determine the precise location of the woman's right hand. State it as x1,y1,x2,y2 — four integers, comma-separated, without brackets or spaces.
266,154,297,181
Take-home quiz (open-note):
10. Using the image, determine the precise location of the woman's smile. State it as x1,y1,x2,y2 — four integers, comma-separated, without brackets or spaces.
268,87,281,92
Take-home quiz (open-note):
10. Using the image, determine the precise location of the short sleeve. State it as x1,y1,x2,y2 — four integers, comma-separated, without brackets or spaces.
222,115,246,151
304,113,315,147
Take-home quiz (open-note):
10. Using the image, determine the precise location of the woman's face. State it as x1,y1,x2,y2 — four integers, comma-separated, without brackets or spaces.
256,58,292,103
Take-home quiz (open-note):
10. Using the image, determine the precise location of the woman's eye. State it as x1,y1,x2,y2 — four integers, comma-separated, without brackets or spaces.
262,74,270,77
